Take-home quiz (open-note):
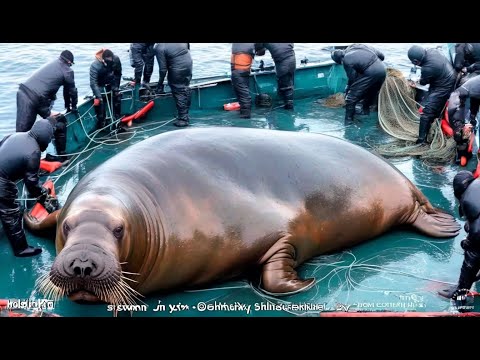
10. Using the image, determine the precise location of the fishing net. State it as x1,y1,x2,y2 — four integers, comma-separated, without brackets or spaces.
375,68,456,164
320,93,346,108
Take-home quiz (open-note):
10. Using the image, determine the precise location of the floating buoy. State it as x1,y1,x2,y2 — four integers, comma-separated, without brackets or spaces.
440,118,454,137
223,102,240,111
121,100,155,126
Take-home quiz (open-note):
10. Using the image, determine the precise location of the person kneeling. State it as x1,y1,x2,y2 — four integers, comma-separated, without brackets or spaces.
0,119,55,257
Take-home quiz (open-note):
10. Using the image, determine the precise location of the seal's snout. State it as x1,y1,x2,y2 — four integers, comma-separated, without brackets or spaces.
46,241,121,304
63,248,104,279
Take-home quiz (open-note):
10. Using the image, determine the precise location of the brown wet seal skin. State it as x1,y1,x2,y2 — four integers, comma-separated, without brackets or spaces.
35,127,460,304
24,209,60,238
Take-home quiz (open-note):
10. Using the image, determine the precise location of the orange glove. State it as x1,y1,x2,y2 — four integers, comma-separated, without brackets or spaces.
94,98,101,106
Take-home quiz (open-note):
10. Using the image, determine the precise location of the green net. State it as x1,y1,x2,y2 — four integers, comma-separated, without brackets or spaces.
375,68,456,164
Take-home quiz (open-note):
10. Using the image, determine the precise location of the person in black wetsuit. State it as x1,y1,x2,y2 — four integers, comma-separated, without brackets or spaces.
254,43,296,110
454,43,480,85
408,45,457,144
154,43,193,127
129,43,155,88
438,171,480,302
331,44,386,125
0,119,55,257
447,75,480,135
16,50,77,159
231,43,255,119
90,49,123,130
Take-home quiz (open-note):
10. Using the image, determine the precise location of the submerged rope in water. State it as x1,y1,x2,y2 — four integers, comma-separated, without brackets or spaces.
375,68,456,164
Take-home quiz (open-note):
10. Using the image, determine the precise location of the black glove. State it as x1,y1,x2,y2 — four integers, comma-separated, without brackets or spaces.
43,195,60,213
37,186,51,205
454,131,463,143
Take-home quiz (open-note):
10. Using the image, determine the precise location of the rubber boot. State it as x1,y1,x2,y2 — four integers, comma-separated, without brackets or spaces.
345,103,355,125
113,92,122,120
416,118,431,144
281,87,294,110
355,102,370,115
1,211,42,257
97,114,106,132
438,249,480,298
240,108,251,119
173,116,190,128
470,113,477,134
15,244,43,257
173,88,191,127
284,100,294,110
361,102,370,115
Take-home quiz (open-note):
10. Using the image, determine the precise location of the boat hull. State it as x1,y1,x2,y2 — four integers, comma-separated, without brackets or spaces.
62,61,347,154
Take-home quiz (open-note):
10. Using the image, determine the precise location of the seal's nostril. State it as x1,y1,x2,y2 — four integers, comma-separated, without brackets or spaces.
70,257,95,278
73,266,81,276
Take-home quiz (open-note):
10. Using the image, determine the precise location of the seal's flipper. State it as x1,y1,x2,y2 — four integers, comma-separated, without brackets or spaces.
258,233,315,296
24,209,60,237
411,210,461,238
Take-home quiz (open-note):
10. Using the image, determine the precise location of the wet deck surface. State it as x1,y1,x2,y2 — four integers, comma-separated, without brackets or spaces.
1,97,478,316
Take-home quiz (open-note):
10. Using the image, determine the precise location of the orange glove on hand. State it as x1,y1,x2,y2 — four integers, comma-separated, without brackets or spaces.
94,98,101,106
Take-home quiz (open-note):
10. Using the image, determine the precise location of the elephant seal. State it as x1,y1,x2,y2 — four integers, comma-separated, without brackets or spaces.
37,127,460,304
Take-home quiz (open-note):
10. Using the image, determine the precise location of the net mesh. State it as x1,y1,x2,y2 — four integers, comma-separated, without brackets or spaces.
319,93,346,108
375,68,456,164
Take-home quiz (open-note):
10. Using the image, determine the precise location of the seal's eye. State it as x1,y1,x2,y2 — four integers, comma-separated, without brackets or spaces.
63,222,71,236
113,225,124,239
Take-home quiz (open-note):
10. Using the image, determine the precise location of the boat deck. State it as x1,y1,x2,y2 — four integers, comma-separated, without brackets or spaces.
1,94,477,316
